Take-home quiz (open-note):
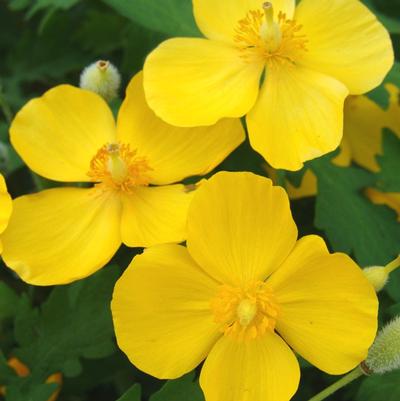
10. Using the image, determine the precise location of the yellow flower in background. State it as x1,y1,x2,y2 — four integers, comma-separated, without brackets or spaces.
0,357,62,401
143,0,393,170
0,174,12,254
1,72,244,286
112,172,378,401
272,84,400,220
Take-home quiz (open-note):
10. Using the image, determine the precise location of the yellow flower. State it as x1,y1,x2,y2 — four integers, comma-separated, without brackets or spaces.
143,0,393,171
112,172,378,401
0,174,12,254
273,84,400,220
0,357,62,401
1,72,244,286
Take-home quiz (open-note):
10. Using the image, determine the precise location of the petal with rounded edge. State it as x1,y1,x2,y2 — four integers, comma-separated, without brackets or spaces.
120,184,194,248
187,172,297,286
1,187,122,285
117,72,245,185
112,244,220,379
296,0,393,94
0,174,12,254
144,38,264,127
247,64,348,171
200,332,300,401
10,85,116,182
268,235,378,374
193,0,295,43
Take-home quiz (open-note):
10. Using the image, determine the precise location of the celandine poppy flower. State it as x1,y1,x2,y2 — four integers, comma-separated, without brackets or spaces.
112,171,378,401
143,0,393,170
1,73,244,285
0,174,12,254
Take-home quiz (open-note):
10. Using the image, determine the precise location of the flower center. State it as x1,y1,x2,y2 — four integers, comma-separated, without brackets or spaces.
234,2,307,65
87,142,152,192
211,281,279,341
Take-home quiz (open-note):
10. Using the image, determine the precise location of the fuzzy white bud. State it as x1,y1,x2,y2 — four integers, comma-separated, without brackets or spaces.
80,60,121,102
365,316,400,374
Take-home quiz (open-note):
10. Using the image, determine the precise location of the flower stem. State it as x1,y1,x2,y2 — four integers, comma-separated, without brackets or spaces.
307,366,364,401
385,255,400,274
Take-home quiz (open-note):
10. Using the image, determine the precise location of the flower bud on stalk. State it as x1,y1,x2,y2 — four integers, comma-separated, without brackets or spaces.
364,316,400,374
363,255,400,292
80,60,121,102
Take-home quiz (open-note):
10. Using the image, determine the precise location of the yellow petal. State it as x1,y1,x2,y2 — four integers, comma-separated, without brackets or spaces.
0,174,12,235
296,0,393,95
120,185,194,248
343,95,386,172
247,64,348,171
0,174,12,254
200,332,300,401
10,85,117,182
286,169,318,200
117,72,245,185
1,188,121,285
268,235,378,374
187,172,297,286
366,188,400,222
111,244,220,379
144,38,264,126
385,83,400,137
193,0,295,43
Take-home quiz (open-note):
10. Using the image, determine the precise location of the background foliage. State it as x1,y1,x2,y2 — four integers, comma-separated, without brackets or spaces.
0,0,399,400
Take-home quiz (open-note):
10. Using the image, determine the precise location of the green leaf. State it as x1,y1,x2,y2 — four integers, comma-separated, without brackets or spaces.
356,371,400,401
14,266,119,379
0,283,19,320
376,130,400,192
311,157,400,266
150,372,204,401
101,0,201,37
117,383,141,401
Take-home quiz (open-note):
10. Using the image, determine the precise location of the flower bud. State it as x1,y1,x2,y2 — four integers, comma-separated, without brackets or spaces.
363,266,389,292
363,256,400,292
365,316,400,374
80,60,121,102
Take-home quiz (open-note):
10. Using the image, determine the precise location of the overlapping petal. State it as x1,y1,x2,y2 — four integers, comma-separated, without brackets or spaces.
268,235,378,374
10,85,117,182
117,73,245,185
0,174,12,254
1,188,122,285
187,172,297,286
366,188,400,221
144,38,264,126
247,64,348,170
120,185,194,248
111,244,220,379
193,0,295,43
200,332,300,401
296,0,393,94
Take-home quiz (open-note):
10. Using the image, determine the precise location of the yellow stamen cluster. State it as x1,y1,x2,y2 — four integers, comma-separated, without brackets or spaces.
234,4,307,65
211,281,279,341
88,143,152,192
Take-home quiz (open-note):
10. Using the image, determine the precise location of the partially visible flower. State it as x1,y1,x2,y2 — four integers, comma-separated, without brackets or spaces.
269,84,400,221
0,357,62,401
144,0,393,170
80,60,121,102
112,172,378,401
365,316,400,374
2,72,244,285
0,173,12,254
